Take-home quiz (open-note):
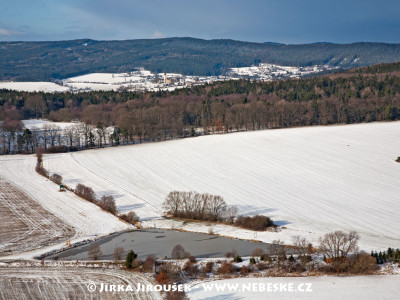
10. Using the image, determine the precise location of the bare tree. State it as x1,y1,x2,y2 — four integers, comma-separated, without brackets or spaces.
171,244,185,259
113,246,124,261
163,191,182,217
292,236,311,265
269,239,285,257
88,244,102,260
224,205,238,224
206,195,226,221
319,230,359,260
43,124,61,147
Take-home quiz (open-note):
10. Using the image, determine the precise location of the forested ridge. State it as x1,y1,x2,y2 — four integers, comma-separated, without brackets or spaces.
2,38,400,80
1,61,400,154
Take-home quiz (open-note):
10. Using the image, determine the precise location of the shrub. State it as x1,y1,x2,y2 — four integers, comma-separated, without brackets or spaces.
158,263,181,282
119,211,140,224
50,173,63,185
188,256,197,263
257,262,269,270
202,261,214,274
233,254,243,263
224,252,232,258
234,215,275,231
348,252,378,274
142,255,156,272
97,195,117,214
45,145,68,153
74,183,96,202
125,250,138,269
171,244,185,259
240,265,249,275
217,262,236,274
35,166,49,178
260,254,271,262
183,261,199,277
251,248,264,257
249,257,256,264
156,271,169,284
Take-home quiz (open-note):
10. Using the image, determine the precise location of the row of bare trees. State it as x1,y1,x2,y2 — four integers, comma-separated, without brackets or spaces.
0,122,121,155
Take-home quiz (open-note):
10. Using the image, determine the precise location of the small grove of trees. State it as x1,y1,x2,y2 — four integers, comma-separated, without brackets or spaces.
318,230,379,274
163,191,227,222
163,191,275,231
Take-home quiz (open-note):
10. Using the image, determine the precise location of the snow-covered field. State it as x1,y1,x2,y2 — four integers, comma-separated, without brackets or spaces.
40,121,400,251
0,81,70,92
188,276,400,300
22,119,81,130
0,155,131,259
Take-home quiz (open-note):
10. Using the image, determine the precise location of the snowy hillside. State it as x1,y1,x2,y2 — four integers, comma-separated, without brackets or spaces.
42,122,400,251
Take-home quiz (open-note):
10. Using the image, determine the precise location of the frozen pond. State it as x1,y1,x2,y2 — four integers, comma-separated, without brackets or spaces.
47,229,281,260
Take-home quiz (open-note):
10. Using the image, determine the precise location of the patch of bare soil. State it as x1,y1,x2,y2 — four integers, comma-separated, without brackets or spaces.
0,176,75,256
0,266,161,300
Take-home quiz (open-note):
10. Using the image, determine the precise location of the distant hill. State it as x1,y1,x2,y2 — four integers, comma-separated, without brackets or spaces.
1,37,400,81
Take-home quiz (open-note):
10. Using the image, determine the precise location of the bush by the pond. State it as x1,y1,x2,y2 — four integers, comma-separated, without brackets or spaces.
171,244,185,259
217,262,237,274
125,250,137,269
234,215,275,231
233,254,243,263
119,211,140,224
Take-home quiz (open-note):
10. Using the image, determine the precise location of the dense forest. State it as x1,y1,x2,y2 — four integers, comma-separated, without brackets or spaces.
2,38,400,80
0,61,399,154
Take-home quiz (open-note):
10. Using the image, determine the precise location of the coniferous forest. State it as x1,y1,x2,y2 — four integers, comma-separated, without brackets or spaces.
1,61,400,154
